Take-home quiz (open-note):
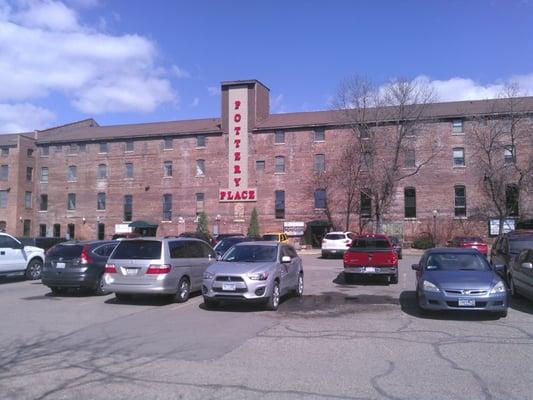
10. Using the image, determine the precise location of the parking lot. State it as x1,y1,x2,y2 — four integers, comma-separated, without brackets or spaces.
2,252,533,400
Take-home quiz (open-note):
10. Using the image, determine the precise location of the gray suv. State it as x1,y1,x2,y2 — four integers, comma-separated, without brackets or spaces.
103,237,216,302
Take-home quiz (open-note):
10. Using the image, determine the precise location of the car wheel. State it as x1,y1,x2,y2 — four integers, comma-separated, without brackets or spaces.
115,293,132,302
266,281,280,311
25,259,43,280
204,297,219,309
497,310,508,318
94,274,108,296
295,273,304,297
174,277,190,303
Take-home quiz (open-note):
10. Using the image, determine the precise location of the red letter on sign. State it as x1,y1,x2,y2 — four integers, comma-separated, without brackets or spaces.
235,191,242,200
234,177,241,187
234,152,241,161
219,191,226,200
242,191,248,200
227,191,234,200
234,114,241,123
234,100,241,110
248,190,255,200
234,126,241,135
234,139,241,148
234,165,241,174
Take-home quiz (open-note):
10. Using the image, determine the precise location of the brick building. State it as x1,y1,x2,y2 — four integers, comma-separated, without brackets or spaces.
0,80,532,245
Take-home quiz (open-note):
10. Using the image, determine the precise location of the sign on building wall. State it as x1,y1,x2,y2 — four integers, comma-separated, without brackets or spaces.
489,218,516,236
219,87,257,202
284,221,305,236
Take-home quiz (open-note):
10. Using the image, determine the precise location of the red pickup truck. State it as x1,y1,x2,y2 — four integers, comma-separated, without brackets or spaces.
343,234,399,284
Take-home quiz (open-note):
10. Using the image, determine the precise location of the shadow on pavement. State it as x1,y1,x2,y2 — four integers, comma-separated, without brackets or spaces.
0,276,26,285
333,272,391,287
104,291,201,306
509,295,533,315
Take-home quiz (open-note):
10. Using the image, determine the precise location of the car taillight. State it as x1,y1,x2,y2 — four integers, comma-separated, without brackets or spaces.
146,264,171,274
105,263,117,273
80,245,93,265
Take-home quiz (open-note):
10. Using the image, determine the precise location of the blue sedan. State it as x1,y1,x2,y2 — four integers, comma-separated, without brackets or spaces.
412,248,508,318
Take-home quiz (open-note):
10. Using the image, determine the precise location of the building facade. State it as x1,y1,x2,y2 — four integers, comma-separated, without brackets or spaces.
0,80,532,244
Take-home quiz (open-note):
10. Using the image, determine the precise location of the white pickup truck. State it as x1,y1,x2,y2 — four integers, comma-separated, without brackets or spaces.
0,233,45,280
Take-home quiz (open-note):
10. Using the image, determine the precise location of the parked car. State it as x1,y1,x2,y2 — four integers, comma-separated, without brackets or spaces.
213,233,245,244
447,236,488,257
507,248,533,300
202,242,304,310
178,231,215,246
412,248,508,317
0,232,45,280
41,240,118,295
262,232,289,243
104,237,216,302
389,236,403,259
343,234,398,284
321,231,353,258
491,230,533,278
213,236,258,257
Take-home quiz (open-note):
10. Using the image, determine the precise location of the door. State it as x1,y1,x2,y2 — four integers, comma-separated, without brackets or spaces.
520,250,533,298
168,240,203,290
0,235,27,273
279,246,296,294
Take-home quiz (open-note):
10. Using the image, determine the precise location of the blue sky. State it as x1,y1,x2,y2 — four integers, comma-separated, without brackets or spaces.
0,0,532,133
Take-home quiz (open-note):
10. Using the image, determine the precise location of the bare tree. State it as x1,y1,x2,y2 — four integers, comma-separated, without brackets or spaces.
334,75,442,233
467,83,533,234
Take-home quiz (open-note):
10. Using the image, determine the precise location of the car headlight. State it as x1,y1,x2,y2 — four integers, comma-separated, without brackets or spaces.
422,280,440,292
490,281,506,294
248,271,269,280
203,271,215,280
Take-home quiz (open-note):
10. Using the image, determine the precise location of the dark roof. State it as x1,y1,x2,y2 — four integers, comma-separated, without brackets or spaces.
0,133,34,146
128,220,159,229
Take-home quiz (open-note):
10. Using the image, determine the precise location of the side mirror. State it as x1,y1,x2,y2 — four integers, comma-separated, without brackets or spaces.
411,264,420,271
281,255,291,263
494,264,505,272
521,262,533,270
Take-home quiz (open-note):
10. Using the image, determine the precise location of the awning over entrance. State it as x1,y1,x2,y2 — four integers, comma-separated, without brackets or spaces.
128,220,158,229
306,219,332,227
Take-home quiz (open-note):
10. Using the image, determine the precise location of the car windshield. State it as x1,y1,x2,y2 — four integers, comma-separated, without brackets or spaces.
262,234,279,241
350,238,390,249
425,253,490,271
222,245,277,262
325,234,345,240
213,238,243,253
111,240,162,260
510,239,533,255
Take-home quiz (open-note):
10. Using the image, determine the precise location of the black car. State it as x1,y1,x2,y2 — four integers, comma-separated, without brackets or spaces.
212,236,257,257
491,230,533,279
41,240,118,295
178,231,215,246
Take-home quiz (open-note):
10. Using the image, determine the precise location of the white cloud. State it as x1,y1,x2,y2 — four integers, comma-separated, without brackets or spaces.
0,0,176,123
270,93,286,113
172,65,191,79
190,97,199,108
207,86,219,96
0,103,55,133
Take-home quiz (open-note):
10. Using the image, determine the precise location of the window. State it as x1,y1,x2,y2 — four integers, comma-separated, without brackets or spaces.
125,140,134,152
123,195,132,221
196,159,205,176
97,223,105,240
275,130,285,144
275,156,285,173
67,224,75,240
314,189,326,209
99,142,108,153
25,191,32,209
68,165,77,181
314,154,325,173
0,165,8,180
196,135,206,147
67,193,76,210
314,128,325,142
362,151,372,170
53,224,61,238
97,192,106,210
163,161,173,177
275,190,285,219
196,192,204,215
54,145,62,153
162,194,172,221
360,190,372,217
0,221,5,232
69,143,78,154
404,149,416,168
125,162,133,178
23,220,31,236
40,167,49,183
41,146,49,156
164,137,173,149
27,149,34,157
26,167,33,182
98,164,107,179
78,143,86,152
39,224,46,237
504,145,516,164
506,184,519,217
256,160,265,171
39,194,48,211
404,187,416,218
454,185,466,217
0,190,7,208
452,120,464,133
453,148,465,167
1,147,8,156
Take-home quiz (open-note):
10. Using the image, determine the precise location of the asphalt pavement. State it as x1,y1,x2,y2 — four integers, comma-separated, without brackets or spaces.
1,254,533,399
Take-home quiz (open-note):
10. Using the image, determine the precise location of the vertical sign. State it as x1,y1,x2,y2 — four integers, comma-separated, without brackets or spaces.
219,87,257,202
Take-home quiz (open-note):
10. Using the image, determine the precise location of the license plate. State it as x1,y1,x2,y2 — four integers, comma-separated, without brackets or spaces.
364,267,376,273
56,262,65,269
222,283,236,291
125,268,138,276
458,298,475,307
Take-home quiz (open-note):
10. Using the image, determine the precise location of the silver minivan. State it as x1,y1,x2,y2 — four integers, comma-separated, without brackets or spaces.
103,237,216,302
